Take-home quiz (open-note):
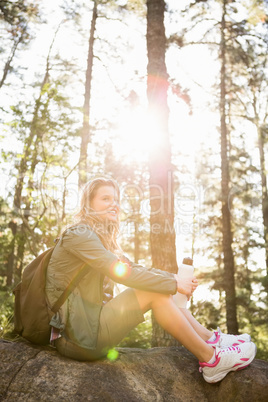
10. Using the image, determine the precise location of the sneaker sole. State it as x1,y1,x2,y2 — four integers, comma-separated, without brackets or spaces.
203,343,257,383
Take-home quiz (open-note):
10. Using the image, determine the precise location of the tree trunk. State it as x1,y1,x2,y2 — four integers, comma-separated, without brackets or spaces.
257,124,268,290
251,89,268,293
134,220,140,263
79,0,97,187
6,221,17,286
9,24,61,284
13,19,62,212
0,36,22,89
251,83,268,285
146,0,178,347
9,70,50,284
220,0,238,334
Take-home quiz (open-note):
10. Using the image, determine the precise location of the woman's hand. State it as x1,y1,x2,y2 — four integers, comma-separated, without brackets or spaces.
174,275,198,300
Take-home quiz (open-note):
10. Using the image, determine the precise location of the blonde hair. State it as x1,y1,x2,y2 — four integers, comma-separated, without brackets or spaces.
74,177,121,253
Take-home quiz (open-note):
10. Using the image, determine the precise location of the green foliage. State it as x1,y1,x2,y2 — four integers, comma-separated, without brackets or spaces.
0,1,38,25
251,323,268,361
0,199,13,284
0,289,15,340
190,300,224,331
118,311,152,348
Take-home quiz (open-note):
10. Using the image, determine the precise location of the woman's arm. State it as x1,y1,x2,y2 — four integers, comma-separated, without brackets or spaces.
62,226,177,295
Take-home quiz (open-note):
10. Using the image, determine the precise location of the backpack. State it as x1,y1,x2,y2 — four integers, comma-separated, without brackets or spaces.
13,242,88,345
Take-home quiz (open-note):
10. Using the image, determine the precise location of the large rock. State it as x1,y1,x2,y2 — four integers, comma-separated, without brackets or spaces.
0,339,267,401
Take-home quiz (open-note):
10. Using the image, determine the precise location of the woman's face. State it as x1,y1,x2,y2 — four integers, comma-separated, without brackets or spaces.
90,185,120,223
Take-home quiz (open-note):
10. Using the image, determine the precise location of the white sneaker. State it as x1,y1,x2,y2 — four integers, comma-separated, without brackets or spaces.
206,327,251,348
199,342,257,383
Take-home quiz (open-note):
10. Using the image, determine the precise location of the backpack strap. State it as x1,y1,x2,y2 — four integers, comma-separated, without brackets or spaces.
49,227,92,314
50,262,89,313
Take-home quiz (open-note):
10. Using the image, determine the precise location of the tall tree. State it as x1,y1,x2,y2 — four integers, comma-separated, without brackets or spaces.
229,22,268,294
168,0,266,333
78,0,98,187
219,0,238,333
6,20,75,285
146,0,178,346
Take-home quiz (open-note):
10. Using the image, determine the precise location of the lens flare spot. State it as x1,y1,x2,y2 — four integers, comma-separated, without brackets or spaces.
115,262,127,277
110,261,130,279
107,348,119,361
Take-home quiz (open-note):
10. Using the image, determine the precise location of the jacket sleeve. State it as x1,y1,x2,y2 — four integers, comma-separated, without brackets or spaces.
62,226,177,295
122,256,177,279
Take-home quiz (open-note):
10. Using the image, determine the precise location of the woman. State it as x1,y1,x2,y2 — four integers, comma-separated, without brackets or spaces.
45,177,256,383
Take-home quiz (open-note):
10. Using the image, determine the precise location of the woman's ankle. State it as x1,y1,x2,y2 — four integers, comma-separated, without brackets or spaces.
205,330,215,342
200,346,215,363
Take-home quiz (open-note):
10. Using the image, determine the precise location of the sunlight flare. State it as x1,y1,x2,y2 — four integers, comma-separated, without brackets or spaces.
114,107,165,162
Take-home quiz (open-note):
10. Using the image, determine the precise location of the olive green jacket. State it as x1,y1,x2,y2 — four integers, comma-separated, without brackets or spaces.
45,224,177,350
